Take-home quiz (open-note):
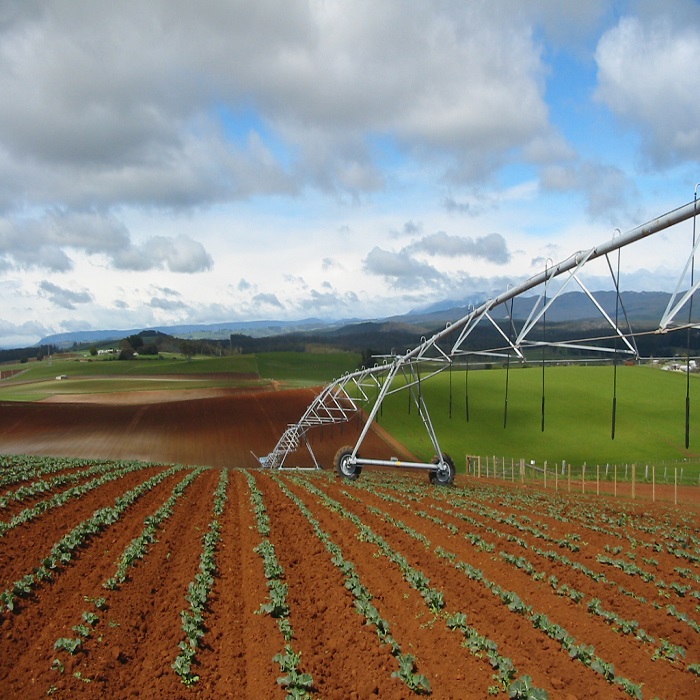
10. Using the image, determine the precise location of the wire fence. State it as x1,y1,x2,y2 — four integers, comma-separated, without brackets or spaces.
465,455,700,506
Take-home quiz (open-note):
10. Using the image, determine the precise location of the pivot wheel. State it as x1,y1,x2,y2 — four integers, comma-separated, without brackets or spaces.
429,452,455,486
334,445,362,481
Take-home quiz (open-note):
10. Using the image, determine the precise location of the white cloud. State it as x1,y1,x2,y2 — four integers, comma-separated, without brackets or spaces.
0,210,213,274
149,297,187,312
0,2,697,347
0,317,49,349
363,247,442,289
252,292,284,309
38,280,92,309
111,235,213,273
390,220,423,239
595,13,700,166
0,0,554,209
540,161,639,223
294,288,359,315
408,231,511,264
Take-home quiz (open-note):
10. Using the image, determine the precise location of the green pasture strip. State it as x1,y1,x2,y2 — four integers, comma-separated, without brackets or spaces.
256,350,360,386
0,353,260,380
0,389,52,401
0,351,356,399
123,354,261,375
369,364,700,470
0,357,271,402
0,380,202,402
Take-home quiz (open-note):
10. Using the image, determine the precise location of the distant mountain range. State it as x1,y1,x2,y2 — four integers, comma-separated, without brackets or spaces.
393,290,680,327
37,290,685,349
37,318,350,348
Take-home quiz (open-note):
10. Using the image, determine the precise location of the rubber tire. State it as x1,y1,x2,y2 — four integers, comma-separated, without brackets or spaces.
334,445,362,481
429,452,455,486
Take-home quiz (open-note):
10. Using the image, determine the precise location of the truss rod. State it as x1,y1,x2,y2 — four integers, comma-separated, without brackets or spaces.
261,196,700,469
443,197,700,357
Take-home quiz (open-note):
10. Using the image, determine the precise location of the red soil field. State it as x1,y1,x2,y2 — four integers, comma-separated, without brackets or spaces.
1,388,699,698
0,387,413,469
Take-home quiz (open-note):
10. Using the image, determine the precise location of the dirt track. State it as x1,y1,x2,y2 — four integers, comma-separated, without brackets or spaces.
0,387,415,469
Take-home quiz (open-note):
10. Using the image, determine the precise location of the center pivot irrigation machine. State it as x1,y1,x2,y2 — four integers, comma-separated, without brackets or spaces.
259,192,700,485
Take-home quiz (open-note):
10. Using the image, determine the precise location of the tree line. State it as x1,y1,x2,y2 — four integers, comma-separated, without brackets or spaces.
0,344,59,364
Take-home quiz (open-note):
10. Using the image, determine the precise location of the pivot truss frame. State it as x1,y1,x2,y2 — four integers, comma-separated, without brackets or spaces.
260,195,700,472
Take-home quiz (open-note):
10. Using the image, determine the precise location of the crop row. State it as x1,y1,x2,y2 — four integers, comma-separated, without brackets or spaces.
291,475,548,698
428,484,700,636
0,455,112,489
103,468,205,590
335,471,699,696
328,475,651,696
365,474,697,603
2,459,696,698
269,472,433,695
173,468,229,684
363,472,700,626
50,467,205,665
423,493,700,641
0,459,117,508
0,464,188,615
0,460,161,536
417,499,619,695
377,467,699,557
352,486,641,697
428,476,700,566
244,470,314,699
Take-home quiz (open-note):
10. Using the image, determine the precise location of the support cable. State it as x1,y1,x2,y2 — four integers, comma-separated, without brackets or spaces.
541,260,551,432
464,307,473,423
503,294,515,429
417,357,422,410
503,351,510,429
610,230,622,440
406,353,412,416
449,359,453,419
603,259,640,359
685,186,699,447
465,353,470,422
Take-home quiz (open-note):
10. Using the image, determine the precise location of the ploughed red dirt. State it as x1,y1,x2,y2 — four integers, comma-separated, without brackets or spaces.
0,386,415,468
1,387,699,698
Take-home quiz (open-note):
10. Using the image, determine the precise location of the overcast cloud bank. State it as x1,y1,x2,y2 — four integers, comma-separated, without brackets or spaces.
1,1,700,347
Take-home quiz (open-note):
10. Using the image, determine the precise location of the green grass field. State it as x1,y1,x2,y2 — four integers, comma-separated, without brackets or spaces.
0,352,259,378
4,352,700,479
256,351,360,386
371,364,700,474
0,350,361,401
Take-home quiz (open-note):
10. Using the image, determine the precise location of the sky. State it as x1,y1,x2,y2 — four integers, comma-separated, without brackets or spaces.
2,0,700,348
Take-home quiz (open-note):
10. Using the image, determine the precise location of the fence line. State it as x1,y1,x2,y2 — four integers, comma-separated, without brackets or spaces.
464,455,699,506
